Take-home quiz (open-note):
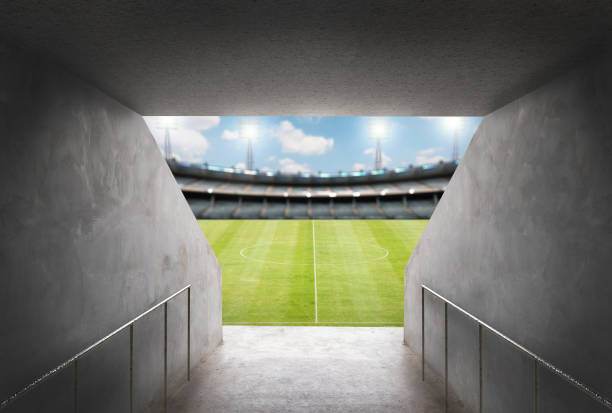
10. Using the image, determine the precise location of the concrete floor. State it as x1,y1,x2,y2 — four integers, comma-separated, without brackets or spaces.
169,326,468,413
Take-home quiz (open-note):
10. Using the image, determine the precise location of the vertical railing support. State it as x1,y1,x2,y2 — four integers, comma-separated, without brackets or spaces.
444,302,448,413
421,286,425,381
534,358,539,413
73,359,78,413
479,323,483,413
164,302,168,413
0,285,191,413
187,286,191,381
421,284,612,413
129,323,134,413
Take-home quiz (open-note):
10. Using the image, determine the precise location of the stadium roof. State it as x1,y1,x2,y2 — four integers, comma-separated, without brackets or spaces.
2,1,611,116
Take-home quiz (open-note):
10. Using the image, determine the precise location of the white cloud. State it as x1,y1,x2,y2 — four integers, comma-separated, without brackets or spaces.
415,147,447,165
274,120,333,156
222,129,240,140
234,162,246,169
267,155,276,161
278,158,311,173
148,127,210,163
143,117,220,164
353,163,367,171
260,166,273,173
363,148,392,167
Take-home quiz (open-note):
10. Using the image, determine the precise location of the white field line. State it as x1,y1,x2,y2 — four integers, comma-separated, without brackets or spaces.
312,220,318,323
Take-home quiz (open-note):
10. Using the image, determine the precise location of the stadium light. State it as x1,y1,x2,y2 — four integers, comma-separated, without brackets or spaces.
443,117,463,161
369,119,388,170
157,117,178,162
240,119,260,170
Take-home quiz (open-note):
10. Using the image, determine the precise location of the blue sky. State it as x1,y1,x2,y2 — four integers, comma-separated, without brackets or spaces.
143,116,482,173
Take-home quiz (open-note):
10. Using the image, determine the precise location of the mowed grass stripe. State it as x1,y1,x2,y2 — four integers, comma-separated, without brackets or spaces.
199,219,427,326
337,220,394,321
316,221,385,322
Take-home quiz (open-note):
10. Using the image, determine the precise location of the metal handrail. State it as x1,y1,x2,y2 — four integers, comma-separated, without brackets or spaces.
421,284,612,412
1,284,192,412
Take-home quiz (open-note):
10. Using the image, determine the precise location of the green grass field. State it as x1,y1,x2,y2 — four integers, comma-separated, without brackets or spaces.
199,219,428,326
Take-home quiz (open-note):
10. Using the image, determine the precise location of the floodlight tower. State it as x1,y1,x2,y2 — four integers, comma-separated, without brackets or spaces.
375,137,383,170
164,128,173,161
158,117,177,162
241,120,259,170
452,129,459,161
370,120,387,170
446,117,462,162
246,139,253,170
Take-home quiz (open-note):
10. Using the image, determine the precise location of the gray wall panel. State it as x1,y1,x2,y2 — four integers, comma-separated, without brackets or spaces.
405,53,612,410
0,42,222,412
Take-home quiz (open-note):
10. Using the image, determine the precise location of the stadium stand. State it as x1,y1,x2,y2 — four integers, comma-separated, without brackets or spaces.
261,199,288,219
234,199,264,219
357,201,385,219
287,200,309,219
381,200,418,219
203,199,238,219
418,178,449,189
333,200,358,219
405,199,436,218
187,198,212,218
243,184,269,194
311,200,333,219
170,160,455,219
175,176,199,186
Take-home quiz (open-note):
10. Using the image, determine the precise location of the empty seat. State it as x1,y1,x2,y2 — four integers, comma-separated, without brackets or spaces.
333,201,357,219
380,200,417,219
405,199,435,218
187,198,211,218
204,200,238,219
234,200,263,219
261,200,287,219
311,201,333,219
356,201,385,219
287,201,309,219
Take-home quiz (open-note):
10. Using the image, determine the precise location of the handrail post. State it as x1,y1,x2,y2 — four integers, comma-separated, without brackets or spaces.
129,323,134,413
420,284,612,412
479,323,483,413
0,285,191,412
187,286,191,381
164,302,168,413
444,302,448,413
534,358,539,413
73,358,78,413
421,285,425,381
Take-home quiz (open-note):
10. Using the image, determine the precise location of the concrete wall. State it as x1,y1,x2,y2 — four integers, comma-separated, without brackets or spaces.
0,42,222,412
404,53,612,413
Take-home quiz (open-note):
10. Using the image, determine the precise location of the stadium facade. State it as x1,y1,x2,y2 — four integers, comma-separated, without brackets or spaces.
173,160,454,219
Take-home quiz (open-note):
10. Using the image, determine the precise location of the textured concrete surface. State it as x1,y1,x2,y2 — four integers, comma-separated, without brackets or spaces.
404,53,612,412
1,1,611,115
0,42,222,412
169,327,469,413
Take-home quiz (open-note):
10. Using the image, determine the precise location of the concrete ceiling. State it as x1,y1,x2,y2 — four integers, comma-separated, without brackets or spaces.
2,1,611,116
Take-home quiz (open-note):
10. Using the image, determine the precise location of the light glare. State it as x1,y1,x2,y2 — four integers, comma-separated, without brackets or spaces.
241,122,259,139
369,120,387,138
158,116,177,129
443,117,463,132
